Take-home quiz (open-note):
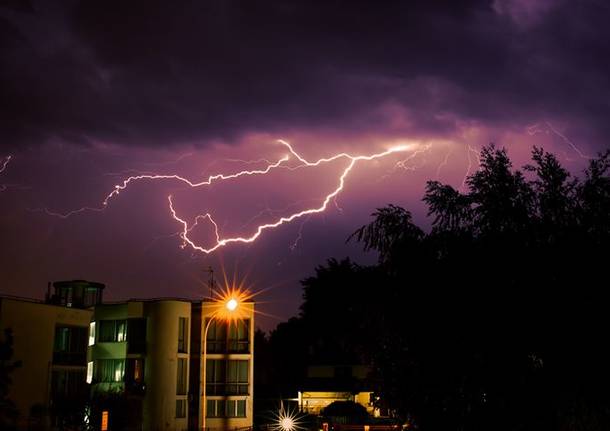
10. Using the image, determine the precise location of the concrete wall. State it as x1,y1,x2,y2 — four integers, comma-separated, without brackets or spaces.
143,300,191,431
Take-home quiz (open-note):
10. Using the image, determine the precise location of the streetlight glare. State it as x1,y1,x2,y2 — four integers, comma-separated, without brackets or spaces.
280,416,295,431
226,298,238,311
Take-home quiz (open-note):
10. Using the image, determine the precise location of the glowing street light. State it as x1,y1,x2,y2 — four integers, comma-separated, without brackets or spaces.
202,292,244,431
226,298,238,312
271,401,305,431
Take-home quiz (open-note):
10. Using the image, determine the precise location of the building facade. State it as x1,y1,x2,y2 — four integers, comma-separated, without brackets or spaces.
1,282,255,431
0,280,104,430
297,365,378,417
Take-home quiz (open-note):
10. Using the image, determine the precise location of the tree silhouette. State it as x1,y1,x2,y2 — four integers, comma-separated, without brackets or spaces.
263,145,610,431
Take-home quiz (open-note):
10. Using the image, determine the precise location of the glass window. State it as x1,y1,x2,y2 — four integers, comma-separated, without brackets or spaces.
54,327,70,352
88,322,96,346
178,317,188,353
94,359,125,383
236,399,246,417
126,358,145,384
206,320,227,353
207,400,221,418
176,399,186,418
228,320,250,353
86,361,93,384
51,369,87,399
206,359,248,395
227,360,249,395
53,326,87,365
206,400,246,418
127,318,146,354
176,358,187,395
98,320,127,343
116,320,126,342
207,319,250,353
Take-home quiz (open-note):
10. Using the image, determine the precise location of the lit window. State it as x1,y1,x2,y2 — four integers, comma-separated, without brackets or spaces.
94,359,125,382
86,361,93,384
98,320,127,343
116,320,127,342
88,322,96,346
206,400,246,418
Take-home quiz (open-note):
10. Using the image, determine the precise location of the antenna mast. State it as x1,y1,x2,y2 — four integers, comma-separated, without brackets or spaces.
205,266,215,300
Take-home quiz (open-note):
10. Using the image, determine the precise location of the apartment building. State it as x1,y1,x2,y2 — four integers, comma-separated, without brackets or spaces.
0,280,104,430
88,298,255,431
1,281,255,431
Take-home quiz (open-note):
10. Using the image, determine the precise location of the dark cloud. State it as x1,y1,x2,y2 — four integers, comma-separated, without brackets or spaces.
1,0,610,151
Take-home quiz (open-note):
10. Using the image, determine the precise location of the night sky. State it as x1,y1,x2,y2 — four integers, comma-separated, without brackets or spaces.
1,0,609,330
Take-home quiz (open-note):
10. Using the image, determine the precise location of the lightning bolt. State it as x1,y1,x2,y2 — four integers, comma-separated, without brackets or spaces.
527,121,592,160
1,155,13,192
436,147,453,179
460,143,480,191
289,215,311,252
0,155,11,174
39,141,411,253
394,143,433,171
167,144,409,254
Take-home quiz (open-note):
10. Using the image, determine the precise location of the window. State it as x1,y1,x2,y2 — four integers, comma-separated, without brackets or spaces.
126,359,145,384
94,359,125,383
178,317,188,353
127,318,146,354
53,326,87,365
206,319,250,353
98,320,127,343
206,320,227,353
51,369,88,399
176,399,186,418
176,358,187,395
227,360,249,395
228,320,250,353
86,362,93,384
206,359,248,395
206,400,246,418
88,322,96,346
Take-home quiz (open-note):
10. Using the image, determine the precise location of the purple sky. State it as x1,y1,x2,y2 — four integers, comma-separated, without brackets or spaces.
1,0,609,330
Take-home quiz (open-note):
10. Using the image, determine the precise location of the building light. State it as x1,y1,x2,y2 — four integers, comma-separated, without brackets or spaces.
89,321,96,346
87,361,93,384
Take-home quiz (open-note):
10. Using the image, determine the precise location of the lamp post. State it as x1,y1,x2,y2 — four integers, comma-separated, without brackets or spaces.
201,296,240,431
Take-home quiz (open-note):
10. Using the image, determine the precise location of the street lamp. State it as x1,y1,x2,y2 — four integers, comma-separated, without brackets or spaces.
201,296,240,431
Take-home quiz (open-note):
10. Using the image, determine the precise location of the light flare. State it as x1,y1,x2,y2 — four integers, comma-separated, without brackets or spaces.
270,402,306,431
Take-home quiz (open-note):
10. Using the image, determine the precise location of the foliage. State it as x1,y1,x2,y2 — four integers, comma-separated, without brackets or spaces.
263,145,610,431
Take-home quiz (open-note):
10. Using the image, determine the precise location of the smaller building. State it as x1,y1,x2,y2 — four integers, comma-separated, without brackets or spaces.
0,280,104,430
297,365,378,417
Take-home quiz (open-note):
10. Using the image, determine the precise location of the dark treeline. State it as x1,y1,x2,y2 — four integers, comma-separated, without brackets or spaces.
255,145,610,430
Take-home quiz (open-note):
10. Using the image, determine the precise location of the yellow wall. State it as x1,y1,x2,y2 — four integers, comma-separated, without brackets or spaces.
0,298,92,429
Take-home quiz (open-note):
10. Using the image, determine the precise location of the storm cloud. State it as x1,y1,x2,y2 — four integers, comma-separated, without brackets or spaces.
2,0,609,152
